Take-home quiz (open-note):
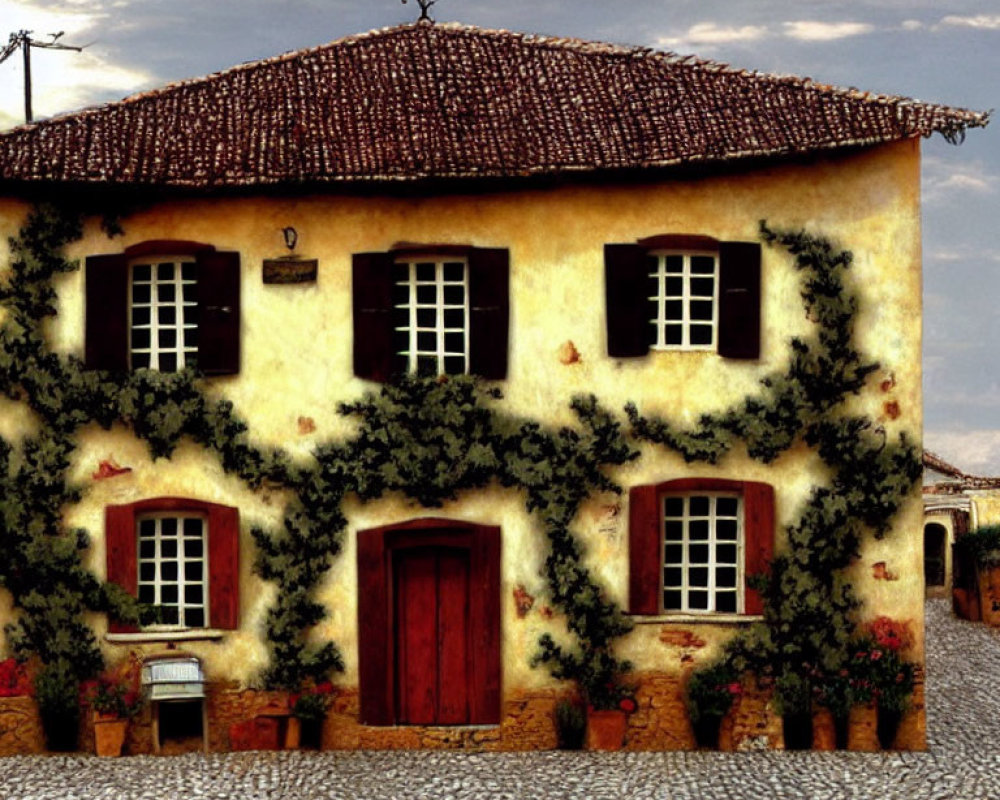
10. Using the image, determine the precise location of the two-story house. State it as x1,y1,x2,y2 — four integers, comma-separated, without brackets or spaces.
0,21,987,752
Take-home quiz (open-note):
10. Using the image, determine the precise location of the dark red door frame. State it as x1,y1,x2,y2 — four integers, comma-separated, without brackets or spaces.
357,518,501,726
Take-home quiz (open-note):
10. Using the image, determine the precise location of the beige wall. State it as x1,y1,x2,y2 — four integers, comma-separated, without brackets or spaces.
0,138,925,688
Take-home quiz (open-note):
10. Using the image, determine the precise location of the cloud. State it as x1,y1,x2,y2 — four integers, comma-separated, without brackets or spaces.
938,15,1000,30
655,22,767,49
925,429,1000,476
782,21,875,41
901,19,924,31
923,158,997,205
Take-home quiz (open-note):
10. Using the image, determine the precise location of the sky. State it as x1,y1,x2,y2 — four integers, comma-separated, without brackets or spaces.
0,0,997,472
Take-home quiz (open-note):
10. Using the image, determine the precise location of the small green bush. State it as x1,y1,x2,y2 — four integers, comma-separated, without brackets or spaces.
554,699,586,750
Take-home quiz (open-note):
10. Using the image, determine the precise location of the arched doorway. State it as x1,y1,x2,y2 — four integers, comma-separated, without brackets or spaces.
924,523,947,589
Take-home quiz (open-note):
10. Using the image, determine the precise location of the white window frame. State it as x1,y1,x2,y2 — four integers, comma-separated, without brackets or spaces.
648,250,719,351
129,257,198,371
660,492,744,615
393,255,470,376
136,513,209,629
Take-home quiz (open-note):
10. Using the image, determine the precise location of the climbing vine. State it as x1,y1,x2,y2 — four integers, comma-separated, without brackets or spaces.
628,223,922,716
0,204,921,733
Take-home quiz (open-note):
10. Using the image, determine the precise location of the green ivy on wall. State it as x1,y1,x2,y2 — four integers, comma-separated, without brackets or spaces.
0,204,921,730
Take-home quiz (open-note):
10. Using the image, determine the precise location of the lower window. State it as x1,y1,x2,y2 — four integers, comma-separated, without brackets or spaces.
661,493,742,614
628,478,773,617
137,514,208,627
106,497,239,633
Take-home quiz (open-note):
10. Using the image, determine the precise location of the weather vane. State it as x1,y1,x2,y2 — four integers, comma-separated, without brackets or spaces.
401,0,436,22
0,30,85,124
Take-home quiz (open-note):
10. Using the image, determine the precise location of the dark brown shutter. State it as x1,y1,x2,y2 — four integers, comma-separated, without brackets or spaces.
357,528,392,724
743,481,774,616
468,248,509,380
195,250,241,375
605,244,652,357
106,504,138,633
718,241,761,360
85,254,129,371
628,484,661,614
352,252,396,382
207,503,240,630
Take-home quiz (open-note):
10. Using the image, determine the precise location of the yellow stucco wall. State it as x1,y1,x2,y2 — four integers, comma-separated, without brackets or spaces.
0,138,924,692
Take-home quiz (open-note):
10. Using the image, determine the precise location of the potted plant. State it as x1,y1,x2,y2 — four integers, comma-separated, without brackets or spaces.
848,618,916,750
685,661,740,749
813,666,851,749
553,698,586,750
289,680,334,749
774,671,812,750
80,665,143,757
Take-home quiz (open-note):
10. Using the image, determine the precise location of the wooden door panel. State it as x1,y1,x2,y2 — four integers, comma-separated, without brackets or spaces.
395,551,439,724
437,550,470,724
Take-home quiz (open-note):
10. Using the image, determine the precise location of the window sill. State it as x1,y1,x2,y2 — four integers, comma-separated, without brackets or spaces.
105,629,225,644
631,614,763,625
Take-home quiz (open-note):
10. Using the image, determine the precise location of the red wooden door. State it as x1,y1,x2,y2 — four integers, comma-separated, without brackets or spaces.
393,547,471,724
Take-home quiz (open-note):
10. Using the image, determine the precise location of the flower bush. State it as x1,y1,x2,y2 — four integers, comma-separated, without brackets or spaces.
80,666,143,719
289,680,334,722
848,618,916,713
0,658,32,697
685,661,741,723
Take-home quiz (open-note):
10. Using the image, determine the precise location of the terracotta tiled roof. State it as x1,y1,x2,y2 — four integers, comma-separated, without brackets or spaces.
923,450,966,478
923,450,1000,490
0,22,989,188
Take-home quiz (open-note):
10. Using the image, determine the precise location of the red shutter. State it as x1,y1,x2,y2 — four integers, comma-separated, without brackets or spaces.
743,481,774,615
207,503,240,630
106,504,138,633
85,254,129,371
468,248,509,380
605,243,652,357
196,250,241,375
628,485,661,614
357,527,392,724
717,241,761,360
352,252,397,382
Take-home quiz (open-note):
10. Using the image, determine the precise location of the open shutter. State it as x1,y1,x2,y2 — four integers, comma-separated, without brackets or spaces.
628,484,661,614
85,254,129,371
743,481,774,616
717,241,761,360
357,528,392,724
106,504,138,633
605,244,652,357
468,248,509,380
352,252,396,382
195,250,241,375
207,503,239,630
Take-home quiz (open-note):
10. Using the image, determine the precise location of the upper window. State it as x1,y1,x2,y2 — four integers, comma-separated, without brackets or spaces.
628,478,773,617
648,250,719,351
106,497,239,633
392,256,470,376
85,241,240,375
605,234,760,360
129,258,199,371
353,245,509,382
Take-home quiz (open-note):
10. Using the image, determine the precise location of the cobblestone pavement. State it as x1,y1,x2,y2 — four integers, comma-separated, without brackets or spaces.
1,599,998,800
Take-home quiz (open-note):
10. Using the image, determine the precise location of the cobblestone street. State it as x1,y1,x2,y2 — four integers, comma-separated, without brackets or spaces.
0,599,996,800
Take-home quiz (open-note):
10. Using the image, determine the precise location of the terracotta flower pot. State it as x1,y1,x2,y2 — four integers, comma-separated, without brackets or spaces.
93,714,127,757
585,708,627,750
847,703,879,752
811,707,836,751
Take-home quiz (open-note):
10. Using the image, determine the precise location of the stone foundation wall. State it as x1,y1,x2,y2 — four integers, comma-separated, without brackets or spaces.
0,697,45,755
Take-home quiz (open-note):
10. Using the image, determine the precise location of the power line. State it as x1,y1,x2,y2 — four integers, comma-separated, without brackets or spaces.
0,30,84,124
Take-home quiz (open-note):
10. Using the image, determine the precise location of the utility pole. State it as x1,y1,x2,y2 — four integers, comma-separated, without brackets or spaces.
0,30,83,124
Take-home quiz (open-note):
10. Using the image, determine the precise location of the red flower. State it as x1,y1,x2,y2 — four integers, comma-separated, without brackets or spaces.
870,651,883,661
289,693,301,708
855,652,868,660
619,697,637,714
315,681,334,695
727,682,743,696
